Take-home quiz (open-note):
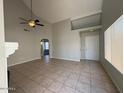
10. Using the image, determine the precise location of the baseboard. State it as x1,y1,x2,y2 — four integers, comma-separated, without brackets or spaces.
51,57,80,62
80,58,99,62
8,57,80,67
8,57,40,67
101,62,122,93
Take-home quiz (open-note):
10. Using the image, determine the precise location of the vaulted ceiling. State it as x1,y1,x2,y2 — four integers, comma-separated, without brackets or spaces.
22,0,103,23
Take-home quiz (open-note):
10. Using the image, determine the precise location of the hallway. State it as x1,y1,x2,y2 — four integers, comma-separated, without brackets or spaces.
9,59,119,93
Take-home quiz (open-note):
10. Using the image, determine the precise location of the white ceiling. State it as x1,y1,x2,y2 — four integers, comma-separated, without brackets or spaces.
22,0,103,23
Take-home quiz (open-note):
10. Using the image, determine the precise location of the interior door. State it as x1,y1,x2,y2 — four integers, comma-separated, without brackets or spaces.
85,35,99,60
80,34,85,59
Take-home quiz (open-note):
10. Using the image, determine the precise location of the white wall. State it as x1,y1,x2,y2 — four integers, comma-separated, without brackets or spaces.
4,0,52,66
0,0,8,92
52,19,80,61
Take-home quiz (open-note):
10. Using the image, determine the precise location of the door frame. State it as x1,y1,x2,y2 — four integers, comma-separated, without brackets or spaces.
80,30,100,61
40,39,50,57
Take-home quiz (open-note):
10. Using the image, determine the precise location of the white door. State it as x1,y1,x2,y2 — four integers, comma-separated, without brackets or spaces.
85,35,99,60
80,34,85,59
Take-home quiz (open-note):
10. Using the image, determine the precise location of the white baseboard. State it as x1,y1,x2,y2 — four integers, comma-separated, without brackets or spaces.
51,57,80,62
8,57,40,67
8,57,80,67
80,58,99,62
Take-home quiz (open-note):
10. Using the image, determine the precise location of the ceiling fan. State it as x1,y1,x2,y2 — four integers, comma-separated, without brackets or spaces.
19,0,44,31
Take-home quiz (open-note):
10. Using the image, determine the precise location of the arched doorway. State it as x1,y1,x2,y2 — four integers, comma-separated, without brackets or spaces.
40,39,50,57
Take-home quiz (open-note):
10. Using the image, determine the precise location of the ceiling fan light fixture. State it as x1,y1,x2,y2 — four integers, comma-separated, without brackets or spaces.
19,0,44,31
28,20,35,27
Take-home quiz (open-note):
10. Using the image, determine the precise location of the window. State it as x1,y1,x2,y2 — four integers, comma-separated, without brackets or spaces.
104,15,123,73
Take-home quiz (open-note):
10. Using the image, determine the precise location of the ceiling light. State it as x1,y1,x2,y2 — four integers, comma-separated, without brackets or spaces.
28,20,35,27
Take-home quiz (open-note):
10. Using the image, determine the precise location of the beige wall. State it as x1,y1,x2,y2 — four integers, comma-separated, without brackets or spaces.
35,23,52,58
0,0,8,92
52,19,80,61
4,0,52,66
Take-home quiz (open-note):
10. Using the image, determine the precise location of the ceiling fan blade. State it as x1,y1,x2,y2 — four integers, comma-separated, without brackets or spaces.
20,22,27,24
32,25,36,28
24,29,30,32
36,23,44,26
19,17,28,21
35,19,40,23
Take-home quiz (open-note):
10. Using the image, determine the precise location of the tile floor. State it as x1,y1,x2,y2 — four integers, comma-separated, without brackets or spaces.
9,59,119,93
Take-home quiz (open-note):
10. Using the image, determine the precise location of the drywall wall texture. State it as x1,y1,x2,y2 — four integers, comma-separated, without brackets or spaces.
35,23,52,59
4,0,52,66
0,0,8,93
52,19,80,61
100,0,123,92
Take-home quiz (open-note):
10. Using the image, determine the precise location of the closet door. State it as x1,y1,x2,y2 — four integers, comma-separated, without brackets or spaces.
85,34,99,60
